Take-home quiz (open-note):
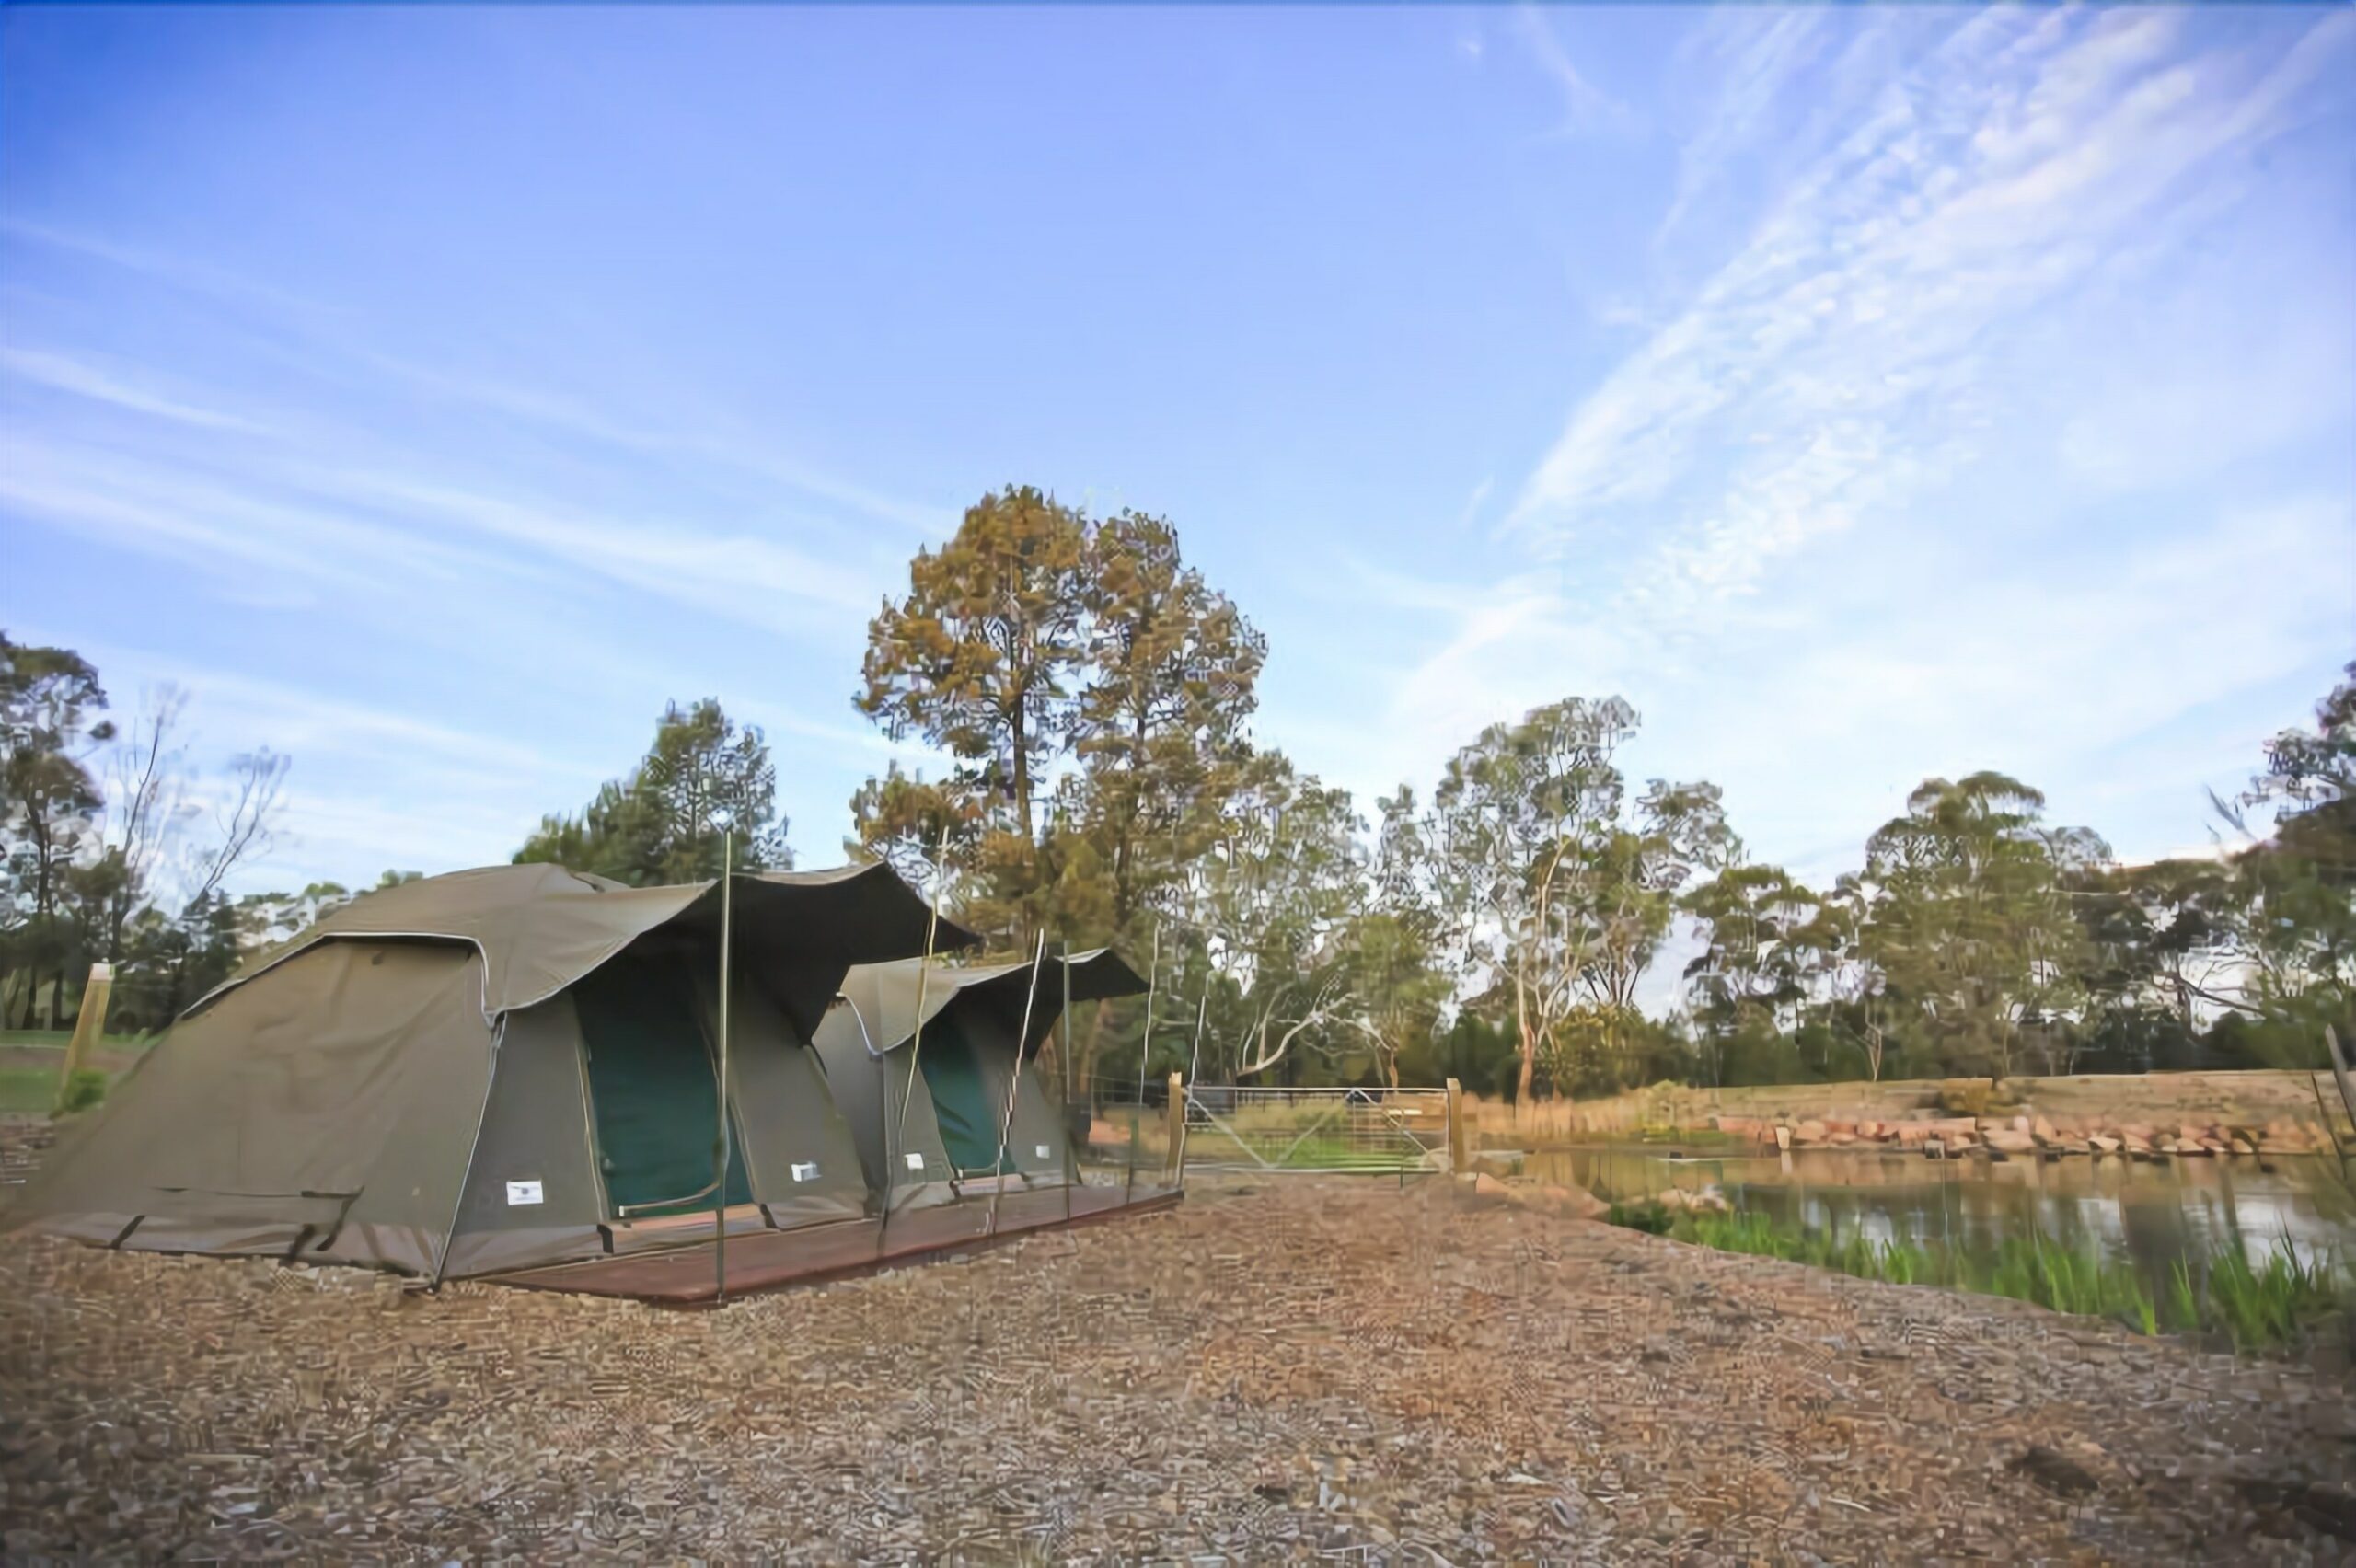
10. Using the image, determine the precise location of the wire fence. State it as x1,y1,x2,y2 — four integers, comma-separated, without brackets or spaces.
1178,1086,1451,1175
1060,1068,1463,1188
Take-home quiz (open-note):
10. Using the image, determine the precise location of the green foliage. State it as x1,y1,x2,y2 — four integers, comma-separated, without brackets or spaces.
1712,1020,1824,1087
1859,773,2105,1079
852,486,1092,940
53,1067,107,1115
2200,1239,2345,1353
853,490,1265,962
1545,1005,1694,1098
1681,863,1819,1040
1416,696,1732,1102
2,632,114,1023
1604,1199,1674,1234
853,491,1423,1092
1399,1010,1521,1099
859,485,1091,836
517,699,788,886
0,635,324,1033
1189,752,1369,1081
1339,910,1450,1088
1072,507,1267,938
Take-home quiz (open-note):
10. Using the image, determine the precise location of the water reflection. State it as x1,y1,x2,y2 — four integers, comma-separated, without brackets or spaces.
1530,1148,2356,1287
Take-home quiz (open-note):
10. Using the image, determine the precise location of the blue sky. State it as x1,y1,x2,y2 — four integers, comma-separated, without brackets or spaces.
4,6,2351,940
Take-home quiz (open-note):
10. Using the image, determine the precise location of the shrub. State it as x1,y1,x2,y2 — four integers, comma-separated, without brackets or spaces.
54,1068,108,1115
1604,1200,1674,1235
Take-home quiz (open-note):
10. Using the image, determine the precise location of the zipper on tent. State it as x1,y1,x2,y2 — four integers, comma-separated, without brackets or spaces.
430,1013,506,1288
571,1001,614,1221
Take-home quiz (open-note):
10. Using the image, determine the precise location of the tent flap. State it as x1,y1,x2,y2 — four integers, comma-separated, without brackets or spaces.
194,861,978,1026
6,940,498,1274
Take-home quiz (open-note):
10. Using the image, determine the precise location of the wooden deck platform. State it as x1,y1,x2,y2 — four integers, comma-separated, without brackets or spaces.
487,1182,1181,1304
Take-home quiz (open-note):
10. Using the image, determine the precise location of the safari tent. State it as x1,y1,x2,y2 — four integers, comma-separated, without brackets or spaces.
5,861,975,1282
812,950,1148,1209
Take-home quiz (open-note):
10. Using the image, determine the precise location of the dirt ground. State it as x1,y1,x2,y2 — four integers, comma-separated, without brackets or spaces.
3,1142,2353,1562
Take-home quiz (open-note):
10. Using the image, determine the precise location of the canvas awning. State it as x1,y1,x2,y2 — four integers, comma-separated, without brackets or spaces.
832,949,1148,1060
193,861,979,1032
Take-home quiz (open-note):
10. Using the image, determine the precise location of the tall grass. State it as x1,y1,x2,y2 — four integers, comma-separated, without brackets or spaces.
1611,1202,2349,1354
2200,1242,2343,1352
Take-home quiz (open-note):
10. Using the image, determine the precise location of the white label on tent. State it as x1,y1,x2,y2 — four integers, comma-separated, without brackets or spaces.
504,1180,544,1206
1034,1144,1051,1160
904,1152,926,1170
791,1162,820,1182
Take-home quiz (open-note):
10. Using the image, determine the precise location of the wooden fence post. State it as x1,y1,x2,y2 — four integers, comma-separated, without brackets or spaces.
1164,1071,1186,1186
56,962,113,1103
2325,1026,2356,1142
1445,1078,1468,1174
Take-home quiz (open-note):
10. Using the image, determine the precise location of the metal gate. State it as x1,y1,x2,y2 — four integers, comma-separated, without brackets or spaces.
1180,1086,1450,1174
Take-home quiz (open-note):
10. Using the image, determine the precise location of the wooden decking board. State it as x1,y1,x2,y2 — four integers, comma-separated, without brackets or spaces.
486,1184,1181,1304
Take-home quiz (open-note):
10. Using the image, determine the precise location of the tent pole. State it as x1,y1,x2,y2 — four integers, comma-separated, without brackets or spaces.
887,824,952,1243
714,828,733,1305
985,930,1048,1239
1180,991,1207,1182
875,1043,893,1252
1061,938,1074,1226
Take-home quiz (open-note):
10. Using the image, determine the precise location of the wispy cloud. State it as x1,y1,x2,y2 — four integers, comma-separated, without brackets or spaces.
4,352,884,638
2,346,267,433
1334,8,2355,877
1655,10,1839,245
0,437,541,599
309,469,882,621
0,216,322,317
1,218,953,542
4,628,614,894
323,344,953,539
1510,5,1639,138
1506,9,2352,613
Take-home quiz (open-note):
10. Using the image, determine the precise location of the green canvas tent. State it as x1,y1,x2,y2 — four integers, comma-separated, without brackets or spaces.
5,862,976,1280
811,950,1146,1209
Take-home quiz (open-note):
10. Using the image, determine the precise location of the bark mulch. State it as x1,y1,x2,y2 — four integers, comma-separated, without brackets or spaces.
3,1137,2351,1562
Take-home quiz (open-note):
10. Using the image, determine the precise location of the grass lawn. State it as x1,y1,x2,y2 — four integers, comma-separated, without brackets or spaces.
0,1029,158,1050
0,1031,158,1113
0,1066,61,1114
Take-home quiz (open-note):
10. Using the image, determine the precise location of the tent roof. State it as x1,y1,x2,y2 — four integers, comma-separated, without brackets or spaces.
195,861,978,1027
832,949,1148,1059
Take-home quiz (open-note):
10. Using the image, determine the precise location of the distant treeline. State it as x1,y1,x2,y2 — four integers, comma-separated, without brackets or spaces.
6,487,2348,1097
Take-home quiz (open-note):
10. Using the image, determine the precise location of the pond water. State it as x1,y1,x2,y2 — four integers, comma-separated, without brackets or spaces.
1530,1147,2356,1288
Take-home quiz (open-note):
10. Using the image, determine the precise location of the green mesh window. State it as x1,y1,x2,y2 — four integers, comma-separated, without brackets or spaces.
575,950,752,1217
918,1015,1016,1175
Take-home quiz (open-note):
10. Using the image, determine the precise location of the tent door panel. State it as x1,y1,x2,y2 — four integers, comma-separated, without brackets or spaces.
918,1020,1015,1175
574,951,752,1218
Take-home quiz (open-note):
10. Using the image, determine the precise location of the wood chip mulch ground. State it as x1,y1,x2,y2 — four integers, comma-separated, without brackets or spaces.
3,1126,2352,1562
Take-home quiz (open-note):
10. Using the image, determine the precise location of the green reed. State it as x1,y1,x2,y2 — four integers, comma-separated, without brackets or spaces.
1606,1200,2348,1353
